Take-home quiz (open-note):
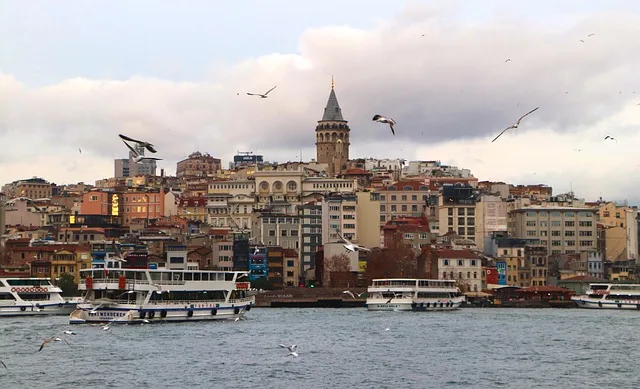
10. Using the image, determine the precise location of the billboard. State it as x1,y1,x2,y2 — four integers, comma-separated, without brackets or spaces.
496,261,507,285
484,201,507,232
485,267,498,284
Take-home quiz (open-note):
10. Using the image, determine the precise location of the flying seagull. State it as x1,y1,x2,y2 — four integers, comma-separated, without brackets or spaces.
247,85,277,99
0,360,6,369
118,134,157,153
63,330,76,335
604,136,618,143
491,107,540,143
505,58,511,63
279,344,298,357
38,336,71,352
372,115,396,135
342,290,366,299
122,140,163,164
588,33,595,37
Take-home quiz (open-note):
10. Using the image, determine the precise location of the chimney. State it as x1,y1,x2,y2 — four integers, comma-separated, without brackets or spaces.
161,168,165,177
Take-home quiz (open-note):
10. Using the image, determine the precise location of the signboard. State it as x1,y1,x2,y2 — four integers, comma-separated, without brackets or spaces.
496,261,507,285
484,201,507,232
236,282,250,290
358,261,367,273
111,194,120,216
149,262,158,270
485,267,498,285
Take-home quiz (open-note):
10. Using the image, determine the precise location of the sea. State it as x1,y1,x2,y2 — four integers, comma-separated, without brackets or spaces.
1,308,639,389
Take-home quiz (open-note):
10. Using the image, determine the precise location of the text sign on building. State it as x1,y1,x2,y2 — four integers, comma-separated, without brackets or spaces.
111,194,120,216
496,261,507,285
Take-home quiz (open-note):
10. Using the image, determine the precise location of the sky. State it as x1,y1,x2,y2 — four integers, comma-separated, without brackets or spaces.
1,0,640,203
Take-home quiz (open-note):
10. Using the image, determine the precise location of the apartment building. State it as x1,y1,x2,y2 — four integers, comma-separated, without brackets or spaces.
378,181,433,226
206,179,255,230
508,205,598,256
298,201,322,271
176,151,221,178
255,211,300,250
2,177,53,199
355,191,382,249
474,195,508,253
437,184,477,241
596,202,639,261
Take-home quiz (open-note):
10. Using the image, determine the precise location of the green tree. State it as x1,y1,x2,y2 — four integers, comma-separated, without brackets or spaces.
57,273,78,297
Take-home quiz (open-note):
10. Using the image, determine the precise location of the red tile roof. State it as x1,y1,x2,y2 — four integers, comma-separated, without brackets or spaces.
283,249,298,257
343,168,372,176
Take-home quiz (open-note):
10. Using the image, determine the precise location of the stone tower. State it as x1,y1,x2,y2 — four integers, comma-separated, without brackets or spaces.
315,78,350,176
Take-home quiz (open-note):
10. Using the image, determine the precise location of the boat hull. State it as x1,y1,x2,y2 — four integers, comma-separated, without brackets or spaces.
572,297,640,309
366,301,414,311
0,301,78,317
69,301,254,324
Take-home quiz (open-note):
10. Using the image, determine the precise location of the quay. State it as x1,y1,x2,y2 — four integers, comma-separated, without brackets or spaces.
255,288,367,308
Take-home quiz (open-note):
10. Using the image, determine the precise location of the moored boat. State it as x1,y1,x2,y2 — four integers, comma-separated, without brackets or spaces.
571,283,640,309
69,265,254,324
366,278,465,311
0,277,78,316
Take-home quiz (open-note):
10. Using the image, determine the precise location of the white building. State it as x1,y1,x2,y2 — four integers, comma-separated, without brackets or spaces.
321,193,358,244
438,249,483,292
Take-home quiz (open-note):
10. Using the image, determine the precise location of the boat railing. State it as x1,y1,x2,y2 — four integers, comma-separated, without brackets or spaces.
149,280,187,286
148,297,254,306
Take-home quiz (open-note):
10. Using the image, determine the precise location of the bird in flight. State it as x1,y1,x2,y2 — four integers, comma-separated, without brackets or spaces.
38,336,71,352
63,330,76,335
247,85,277,99
342,290,366,299
372,115,396,135
118,134,158,153
0,360,6,369
491,107,540,143
573,149,583,152
278,344,298,357
505,59,512,63
122,140,163,164
588,33,595,37
604,136,618,143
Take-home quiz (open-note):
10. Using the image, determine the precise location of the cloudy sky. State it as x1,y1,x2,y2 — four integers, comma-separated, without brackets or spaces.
1,0,640,203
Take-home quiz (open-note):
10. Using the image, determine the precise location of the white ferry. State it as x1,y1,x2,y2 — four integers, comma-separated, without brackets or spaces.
571,283,640,309
366,278,465,311
0,277,79,316
69,267,254,324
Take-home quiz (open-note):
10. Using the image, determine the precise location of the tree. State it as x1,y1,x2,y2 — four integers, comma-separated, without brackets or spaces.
365,232,419,281
57,273,78,297
323,254,351,286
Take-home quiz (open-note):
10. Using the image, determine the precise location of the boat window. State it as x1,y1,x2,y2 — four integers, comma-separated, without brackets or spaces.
201,273,209,281
217,273,225,281
193,273,201,281
7,279,50,286
17,293,50,301
0,293,16,300
172,273,183,281
184,273,193,281
225,273,234,281
149,272,161,281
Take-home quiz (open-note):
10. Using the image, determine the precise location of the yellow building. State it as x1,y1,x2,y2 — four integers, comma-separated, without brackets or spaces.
355,192,382,249
597,202,639,261
50,249,91,283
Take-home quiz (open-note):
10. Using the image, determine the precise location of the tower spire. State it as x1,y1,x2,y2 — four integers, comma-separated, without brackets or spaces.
331,75,334,90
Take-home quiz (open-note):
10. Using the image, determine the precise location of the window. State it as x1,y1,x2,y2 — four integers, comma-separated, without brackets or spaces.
526,221,537,226
565,221,575,227
458,227,465,236
380,215,386,222
401,205,407,212
467,227,475,236
551,221,561,227
526,230,537,236
448,217,453,226
458,217,465,225
404,233,414,239
467,217,475,225
443,259,449,266
391,195,397,201
551,240,561,246
391,205,397,212
401,195,407,201
287,260,295,267
380,205,386,212
457,260,464,266
448,208,454,216
526,212,536,217
458,208,465,215
467,208,475,216
565,231,575,236
290,230,298,237
281,230,288,237
268,230,276,237
551,231,561,236
411,195,417,201
471,260,477,267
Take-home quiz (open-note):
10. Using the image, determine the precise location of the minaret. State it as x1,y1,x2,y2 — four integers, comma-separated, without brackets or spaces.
315,77,350,176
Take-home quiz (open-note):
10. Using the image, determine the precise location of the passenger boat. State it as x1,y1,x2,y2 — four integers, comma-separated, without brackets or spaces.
571,283,640,309
69,266,254,324
0,277,79,316
366,278,465,311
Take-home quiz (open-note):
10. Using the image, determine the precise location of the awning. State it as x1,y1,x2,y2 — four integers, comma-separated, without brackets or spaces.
464,291,491,298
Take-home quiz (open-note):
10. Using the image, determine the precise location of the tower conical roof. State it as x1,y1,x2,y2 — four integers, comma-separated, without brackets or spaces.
321,88,344,121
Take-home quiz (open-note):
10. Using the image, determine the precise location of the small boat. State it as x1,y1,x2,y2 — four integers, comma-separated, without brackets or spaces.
571,283,640,309
366,278,465,311
0,277,78,316
69,265,254,324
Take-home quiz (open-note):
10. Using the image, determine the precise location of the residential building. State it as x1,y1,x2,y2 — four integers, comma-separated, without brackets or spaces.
596,202,638,261
508,205,598,255
176,151,221,178
51,248,91,283
436,248,482,292
315,81,350,176
378,180,434,226
381,217,431,250
254,168,305,215
283,248,299,286
207,179,256,230
1,177,53,199
254,210,300,249
80,190,120,216
114,144,157,178
230,151,264,169
266,246,285,287
177,196,208,223
3,197,42,227
298,201,322,272
121,190,170,227
321,193,358,244
233,236,250,272
525,245,548,286
437,184,477,241
586,251,604,279
474,195,508,253
355,191,382,249
0,192,5,238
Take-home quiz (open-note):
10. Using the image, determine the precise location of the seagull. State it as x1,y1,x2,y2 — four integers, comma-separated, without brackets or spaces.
604,136,618,143
342,291,366,299
122,140,163,164
118,134,157,153
385,328,390,332
579,39,584,43
491,107,540,142
38,336,71,352
279,344,298,357
573,149,583,152
89,303,105,314
505,58,511,63
247,85,277,99
0,360,6,369
253,247,260,255
78,148,82,154
372,115,396,135
63,330,76,335
588,33,595,37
